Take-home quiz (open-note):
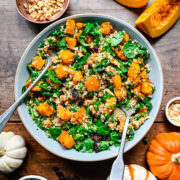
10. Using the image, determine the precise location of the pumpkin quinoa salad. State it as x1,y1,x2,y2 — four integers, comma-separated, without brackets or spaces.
22,20,155,152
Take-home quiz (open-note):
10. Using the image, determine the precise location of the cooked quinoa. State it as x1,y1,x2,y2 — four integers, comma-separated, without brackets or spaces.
22,20,155,152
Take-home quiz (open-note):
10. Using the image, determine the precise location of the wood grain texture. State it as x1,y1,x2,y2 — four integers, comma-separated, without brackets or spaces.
0,0,180,179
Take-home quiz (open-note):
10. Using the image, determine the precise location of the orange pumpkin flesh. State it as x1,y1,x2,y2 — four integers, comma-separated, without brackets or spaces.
115,0,148,8
136,0,180,38
147,132,180,180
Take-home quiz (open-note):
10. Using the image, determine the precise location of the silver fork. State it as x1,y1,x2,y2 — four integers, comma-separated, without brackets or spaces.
110,107,134,180
0,58,52,133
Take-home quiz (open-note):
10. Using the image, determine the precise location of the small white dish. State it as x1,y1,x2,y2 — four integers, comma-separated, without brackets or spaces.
19,175,47,180
165,97,180,127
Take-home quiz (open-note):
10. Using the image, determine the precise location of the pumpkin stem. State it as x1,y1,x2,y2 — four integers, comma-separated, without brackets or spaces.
0,150,5,157
172,153,180,165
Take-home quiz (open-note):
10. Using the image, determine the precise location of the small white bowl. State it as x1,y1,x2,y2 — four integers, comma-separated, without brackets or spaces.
19,175,47,180
165,97,180,127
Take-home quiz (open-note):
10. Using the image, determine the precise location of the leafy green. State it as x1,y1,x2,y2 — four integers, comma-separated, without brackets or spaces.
107,71,115,76
110,131,122,147
47,70,61,84
57,37,66,49
98,141,113,151
85,106,90,115
101,92,113,102
96,119,111,136
74,138,94,153
143,97,152,112
93,100,101,110
127,127,134,141
110,31,124,46
123,40,148,59
102,45,116,57
48,127,62,140
135,113,146,121
39,41,45,48
27,63,39,78
68,125,91,141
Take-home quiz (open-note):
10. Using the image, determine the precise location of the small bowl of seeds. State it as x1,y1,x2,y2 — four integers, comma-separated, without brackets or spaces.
165,97,180,127
16,0,70,24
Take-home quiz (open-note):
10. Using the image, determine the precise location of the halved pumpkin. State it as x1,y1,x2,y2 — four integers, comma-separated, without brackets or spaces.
136,0,180,38
115,0,148,8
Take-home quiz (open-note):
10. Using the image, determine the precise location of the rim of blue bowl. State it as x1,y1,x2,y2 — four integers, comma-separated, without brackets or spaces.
14,13,163,161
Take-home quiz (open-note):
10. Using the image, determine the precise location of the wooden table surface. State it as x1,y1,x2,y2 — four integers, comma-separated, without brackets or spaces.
0,0,180,179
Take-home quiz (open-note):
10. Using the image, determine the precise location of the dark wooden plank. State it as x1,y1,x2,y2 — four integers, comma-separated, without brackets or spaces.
0,123,179,180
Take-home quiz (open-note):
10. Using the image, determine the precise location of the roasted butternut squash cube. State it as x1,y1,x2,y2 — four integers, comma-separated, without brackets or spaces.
66,37,77,50
85,75,100,92
138,107,148,113
58,131,75,149
75,30,82,41
65,19,75,35
76,22,85,30
36,103,55,117
73,71,83,85
55,64,69,79
112,74,122,89
59,50,74,64
121,32,130,45
31,56,45,70
140,82,153,96
132,85,145,99
104,97,117,114
74,108,86,119
100,22,112,35
115,48,127,61
140,71,148,81
114,87,127,101
57,105,73,121
128,62,140,78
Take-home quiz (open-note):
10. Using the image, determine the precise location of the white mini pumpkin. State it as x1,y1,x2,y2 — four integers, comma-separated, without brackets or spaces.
0,131,27,173
107,164,157,180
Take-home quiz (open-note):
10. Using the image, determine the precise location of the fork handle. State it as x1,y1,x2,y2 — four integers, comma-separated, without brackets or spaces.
110,112,131,180
0,60,52,133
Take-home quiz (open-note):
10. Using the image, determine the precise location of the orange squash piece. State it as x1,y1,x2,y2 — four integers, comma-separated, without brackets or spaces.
136,0,180,38
128,62,140,78
100,22,112,35
121,32,130,45
104,97,117,114
140,82,153,96
55,64,69,79
73,71,83,85
58,131,76,149
31,56,45,70
59,50,74,64
57,106,73,121
112,74,122,90
115,48,127,61
73,108,86,124
76,22,85,30
114,87,127,101
116,0,148,8
66,37,77,50
147,132,180,180
85,75,100,92
132,85,145,99
36,103,55,117
65,19,75,35
140,71,148,81
75,30,82,41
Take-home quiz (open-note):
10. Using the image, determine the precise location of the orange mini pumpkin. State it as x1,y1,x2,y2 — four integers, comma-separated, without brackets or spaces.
147,132,180,180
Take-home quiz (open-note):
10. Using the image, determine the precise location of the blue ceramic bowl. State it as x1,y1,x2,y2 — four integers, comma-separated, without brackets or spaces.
15,14,163,161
